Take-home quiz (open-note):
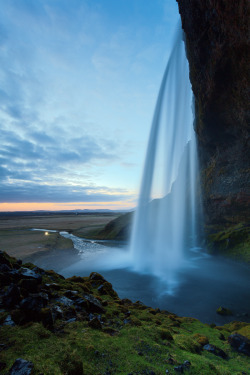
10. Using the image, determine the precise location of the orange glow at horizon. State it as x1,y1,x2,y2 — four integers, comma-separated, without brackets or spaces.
0,201,135,212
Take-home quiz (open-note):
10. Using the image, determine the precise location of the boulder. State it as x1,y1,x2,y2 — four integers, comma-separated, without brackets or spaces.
228,333,250,356
89,272,105,281
216,306,232,316
203,344,227,359
9,358,34,375
20,294,47,320
56,296,74,307
82,293,105,314
3,315,15,326
2,284,21,308
18,268,42,283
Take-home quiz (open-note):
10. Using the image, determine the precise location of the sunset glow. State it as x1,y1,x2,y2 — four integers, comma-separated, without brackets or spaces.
0,201,135,212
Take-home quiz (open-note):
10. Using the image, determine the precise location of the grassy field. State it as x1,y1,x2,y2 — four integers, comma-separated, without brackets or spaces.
0,212,120,260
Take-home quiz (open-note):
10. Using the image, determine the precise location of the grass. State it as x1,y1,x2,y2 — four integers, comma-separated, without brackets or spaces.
1,314,250,374
0,250,249,374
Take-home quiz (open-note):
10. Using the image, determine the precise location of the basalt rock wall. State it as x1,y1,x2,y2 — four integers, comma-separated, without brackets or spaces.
177,0,249,225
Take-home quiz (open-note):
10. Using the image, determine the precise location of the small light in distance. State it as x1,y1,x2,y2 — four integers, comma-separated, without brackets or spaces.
45,232,49,236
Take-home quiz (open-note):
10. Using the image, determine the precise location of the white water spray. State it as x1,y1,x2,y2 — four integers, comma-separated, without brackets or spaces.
130,24,201,280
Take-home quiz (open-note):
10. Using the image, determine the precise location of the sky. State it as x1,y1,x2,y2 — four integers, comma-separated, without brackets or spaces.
0,0,180,212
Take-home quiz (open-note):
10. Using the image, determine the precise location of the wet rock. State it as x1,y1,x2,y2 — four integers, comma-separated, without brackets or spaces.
89,272,105,281
228,333,250,356
20,294,46,314
203,344,227,359
97,282,118,298
9,358,34,375
3,314,15,326
18,268,42,283
82,293,105,314
183,360,191,368
72,299,88,315
66,317,77,324
63,306,77,321
56,296,74,307
51,305,63,320
88,317,102,329
32,266,45,275
2,284,21,308
216,306,232,316
64,290,78,299
97,284,105,294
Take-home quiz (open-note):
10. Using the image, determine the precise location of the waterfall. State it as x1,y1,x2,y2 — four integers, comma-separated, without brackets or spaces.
130,23,201,280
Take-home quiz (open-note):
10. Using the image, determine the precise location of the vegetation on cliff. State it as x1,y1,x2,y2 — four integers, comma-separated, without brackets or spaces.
0,250,249,374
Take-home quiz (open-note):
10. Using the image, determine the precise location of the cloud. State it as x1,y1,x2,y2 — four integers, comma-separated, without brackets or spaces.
0,0,180,208
0,126,118,187
0,181,131,203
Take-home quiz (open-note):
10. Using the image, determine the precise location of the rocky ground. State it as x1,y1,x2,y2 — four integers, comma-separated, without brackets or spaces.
0,250,249,375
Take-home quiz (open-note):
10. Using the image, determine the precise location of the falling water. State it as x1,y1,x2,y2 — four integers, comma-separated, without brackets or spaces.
130,24,201,281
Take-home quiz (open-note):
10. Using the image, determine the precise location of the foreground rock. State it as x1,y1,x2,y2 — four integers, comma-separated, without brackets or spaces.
0,250,249,374
9,358,34,375
0,251,113,329
228,333,250,356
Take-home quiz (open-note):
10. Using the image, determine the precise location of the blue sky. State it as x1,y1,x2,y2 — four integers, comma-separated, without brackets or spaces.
0,0,180,211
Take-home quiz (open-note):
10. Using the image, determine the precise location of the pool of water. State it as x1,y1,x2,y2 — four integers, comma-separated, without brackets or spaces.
30,230,250,325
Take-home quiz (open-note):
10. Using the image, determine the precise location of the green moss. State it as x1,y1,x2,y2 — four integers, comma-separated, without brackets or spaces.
85,212,133,240
206,223,250,262
1,252,250,374
216,306,232,316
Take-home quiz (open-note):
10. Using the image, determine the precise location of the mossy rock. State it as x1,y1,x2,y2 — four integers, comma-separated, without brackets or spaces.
206,223,250,262
193,333,209,346
216,306,232,316
97,281,118,298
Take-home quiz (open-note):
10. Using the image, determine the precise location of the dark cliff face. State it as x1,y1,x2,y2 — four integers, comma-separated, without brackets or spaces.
177,0,249,225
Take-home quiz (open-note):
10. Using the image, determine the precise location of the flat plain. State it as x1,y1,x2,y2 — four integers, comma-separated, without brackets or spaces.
0,212,119,261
